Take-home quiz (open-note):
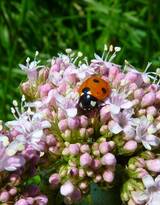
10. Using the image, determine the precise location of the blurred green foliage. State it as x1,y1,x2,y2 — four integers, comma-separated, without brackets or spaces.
0,0,160,121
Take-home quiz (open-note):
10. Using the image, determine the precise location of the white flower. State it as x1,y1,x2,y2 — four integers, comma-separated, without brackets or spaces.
19,52,43,82
132,175,160,205
106,92,133,115
108,110,135,138
135,116,160,150
6,110,51,153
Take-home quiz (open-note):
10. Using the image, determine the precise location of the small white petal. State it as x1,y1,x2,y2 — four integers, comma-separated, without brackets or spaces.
131,191,149,204
108,121,122,134
0,136,9,147
142,141,151,150
110,104,120,114
66,108,77,118
32,130,43,141
142,175,155,189
121,101,133,109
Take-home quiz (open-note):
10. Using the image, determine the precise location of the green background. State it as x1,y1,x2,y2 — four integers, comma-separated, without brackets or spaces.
0,0,160,121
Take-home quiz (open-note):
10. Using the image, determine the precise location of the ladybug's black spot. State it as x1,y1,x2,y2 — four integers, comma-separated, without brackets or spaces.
82,87,90,94
93,79,99,83
101,87,107,94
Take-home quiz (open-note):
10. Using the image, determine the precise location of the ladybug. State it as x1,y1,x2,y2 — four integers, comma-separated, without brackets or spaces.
78,76,111,111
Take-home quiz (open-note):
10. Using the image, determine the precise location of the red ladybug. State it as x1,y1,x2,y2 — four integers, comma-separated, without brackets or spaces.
78,76,111,111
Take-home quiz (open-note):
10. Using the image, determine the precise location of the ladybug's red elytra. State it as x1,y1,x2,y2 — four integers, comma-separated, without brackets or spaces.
78,76,111,111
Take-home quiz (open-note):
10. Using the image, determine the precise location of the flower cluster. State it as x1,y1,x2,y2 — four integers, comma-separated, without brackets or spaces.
0,45,160,204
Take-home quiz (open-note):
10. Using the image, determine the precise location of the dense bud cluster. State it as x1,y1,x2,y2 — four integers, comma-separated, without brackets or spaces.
0,46,160,204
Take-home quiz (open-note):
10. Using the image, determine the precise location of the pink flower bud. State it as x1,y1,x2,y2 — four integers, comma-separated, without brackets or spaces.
138,109,146,116
101,153,116,166
9,174,21,185
108,66,119,80
94,175,102,183
60,181,75,196
49,173,60,188
124,140,137,152
86,170,94,177
57,82,67,95
62,147,70,155
69,167,79,176
38,68,49,81
156,90,160,103
129,83,137,91
10,129,20,138
108,141,115,150
65,74,78,85
26,197,34,204
46,134,57,146
80,115,88,128
134,89,144,100
91,159,101,170
69,188,82,202
39,83,52,97
58,119,68,132
100,106,110,123
147,106,157,116
50,64,60,72
15,199,29,205
100,125,108,134
79,181,88,190
79,128,86,137
141,92,156,107
137,168,148,178
64,130,71,139
69,144,80,155
86,128,94,135
9,188,17,196
68,117,79,130
0,191,10,202
112,73,125,86
79,169,85,178
80,153,92,167
58,109,66,120
99,142,110,154
21,81,30,95
80,144,90,153
147,84,158,92
125,72,139,83
92,142,99,151
146,159,160,172
103,170,114,183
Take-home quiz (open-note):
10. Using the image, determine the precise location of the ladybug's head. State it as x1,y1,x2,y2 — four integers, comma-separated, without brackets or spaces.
78,88,99,111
